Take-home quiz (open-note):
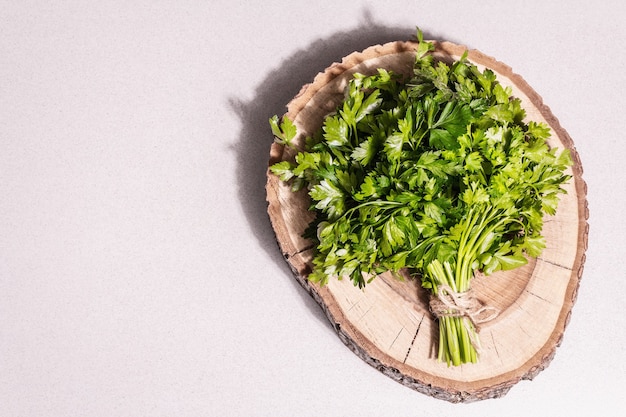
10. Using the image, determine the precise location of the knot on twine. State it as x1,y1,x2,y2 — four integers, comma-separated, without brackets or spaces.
429,285,499,331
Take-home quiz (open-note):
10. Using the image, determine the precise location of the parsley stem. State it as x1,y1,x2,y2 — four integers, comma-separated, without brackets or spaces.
341,199,404,220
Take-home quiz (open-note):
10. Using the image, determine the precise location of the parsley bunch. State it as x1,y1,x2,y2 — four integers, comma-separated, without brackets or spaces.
270,31,571,366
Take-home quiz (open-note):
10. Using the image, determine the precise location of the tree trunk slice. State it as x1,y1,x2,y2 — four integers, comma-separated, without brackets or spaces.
265,40,589,403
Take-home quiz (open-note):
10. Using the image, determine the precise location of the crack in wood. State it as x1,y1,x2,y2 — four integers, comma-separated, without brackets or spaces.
347,298,359,312
403,314,425,364
285,243,316,259
525,289,552,304
491,331,501,361
537,256,573,271
389,327,405,351
516,320,532,338
358,305,374,321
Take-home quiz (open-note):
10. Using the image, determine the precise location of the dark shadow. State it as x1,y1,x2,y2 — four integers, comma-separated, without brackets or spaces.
228,13,441,321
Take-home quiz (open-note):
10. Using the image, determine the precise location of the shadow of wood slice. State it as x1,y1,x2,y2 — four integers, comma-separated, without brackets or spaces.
265,40,589,403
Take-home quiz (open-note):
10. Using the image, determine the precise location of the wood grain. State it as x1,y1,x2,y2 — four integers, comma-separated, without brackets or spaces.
265,40,588,402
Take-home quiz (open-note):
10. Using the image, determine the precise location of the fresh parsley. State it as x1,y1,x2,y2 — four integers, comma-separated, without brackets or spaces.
269,30,571,366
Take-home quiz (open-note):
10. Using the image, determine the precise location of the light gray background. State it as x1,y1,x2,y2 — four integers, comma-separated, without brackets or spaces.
1,1,624,416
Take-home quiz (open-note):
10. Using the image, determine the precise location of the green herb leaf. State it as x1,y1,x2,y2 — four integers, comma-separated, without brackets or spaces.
269,115,297,147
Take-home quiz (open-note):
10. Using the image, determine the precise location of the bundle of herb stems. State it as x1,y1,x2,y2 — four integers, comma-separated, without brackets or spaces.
270,30,571,366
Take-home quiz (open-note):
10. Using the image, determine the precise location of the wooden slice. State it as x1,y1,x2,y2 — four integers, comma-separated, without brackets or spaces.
265,40,589,402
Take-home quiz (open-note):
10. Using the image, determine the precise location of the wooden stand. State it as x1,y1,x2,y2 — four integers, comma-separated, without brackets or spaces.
266,40,589,402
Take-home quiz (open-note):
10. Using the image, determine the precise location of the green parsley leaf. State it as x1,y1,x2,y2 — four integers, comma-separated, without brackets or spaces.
269,115,297,147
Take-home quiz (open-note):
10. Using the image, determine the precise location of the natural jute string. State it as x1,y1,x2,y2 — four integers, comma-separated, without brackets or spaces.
429,285,499,330
428,285,499,352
